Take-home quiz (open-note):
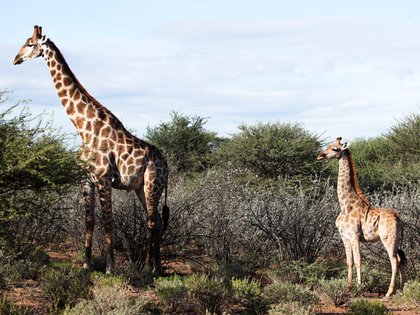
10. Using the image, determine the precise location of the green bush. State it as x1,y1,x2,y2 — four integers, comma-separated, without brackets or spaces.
146,111,223,173
65,275,158,315
267,260,342,288
360,266,391,294
153,275,188,312
216,122,326,181
350,113,420,192
0,249,49,285
119,264,154,287
183,274,227,314
394,280,420,305
0,94,84,270
317,278,362,306
268,302,315,315
41,262,91,309
211,260,251,283
348,299,390,315
153,274,228,314
230,277,261,308
263,281,319,307
0,295,31,315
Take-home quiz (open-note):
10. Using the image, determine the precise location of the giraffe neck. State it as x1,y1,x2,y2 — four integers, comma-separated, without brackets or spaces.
337,150,370,213
42,40,117,144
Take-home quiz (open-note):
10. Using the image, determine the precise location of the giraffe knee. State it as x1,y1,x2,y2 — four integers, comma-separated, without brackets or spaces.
148,219,156,229
147,214,161,230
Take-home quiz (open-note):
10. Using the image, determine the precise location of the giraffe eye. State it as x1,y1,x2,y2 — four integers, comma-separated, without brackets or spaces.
332,147,340,152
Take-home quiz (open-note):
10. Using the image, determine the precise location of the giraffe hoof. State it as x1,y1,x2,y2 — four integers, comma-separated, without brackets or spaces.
105,267,114,275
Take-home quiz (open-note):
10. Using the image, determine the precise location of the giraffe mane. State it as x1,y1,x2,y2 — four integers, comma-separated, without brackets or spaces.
47,39,125,130
346,151,370,206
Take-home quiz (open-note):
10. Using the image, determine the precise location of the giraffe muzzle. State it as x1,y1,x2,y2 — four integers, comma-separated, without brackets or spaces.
13,55,23,65
316,153,326,160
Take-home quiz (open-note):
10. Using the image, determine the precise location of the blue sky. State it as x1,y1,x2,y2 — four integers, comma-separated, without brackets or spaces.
1,1,419,142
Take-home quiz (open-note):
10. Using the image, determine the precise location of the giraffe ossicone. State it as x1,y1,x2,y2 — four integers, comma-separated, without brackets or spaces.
14,25,170,275
317,137,406,298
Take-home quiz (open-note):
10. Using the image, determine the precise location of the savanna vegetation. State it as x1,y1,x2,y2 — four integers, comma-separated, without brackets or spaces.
0,90,419,314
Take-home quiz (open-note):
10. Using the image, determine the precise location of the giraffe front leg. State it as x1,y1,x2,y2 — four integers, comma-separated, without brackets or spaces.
97,179,115,274
82,180,95,270
343,240,354,287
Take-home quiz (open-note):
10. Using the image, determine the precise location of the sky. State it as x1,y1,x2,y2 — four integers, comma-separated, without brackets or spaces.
1,0,420,143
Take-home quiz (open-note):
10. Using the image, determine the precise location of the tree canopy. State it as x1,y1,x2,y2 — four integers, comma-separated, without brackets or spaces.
146,111,224,174
216,122,325,181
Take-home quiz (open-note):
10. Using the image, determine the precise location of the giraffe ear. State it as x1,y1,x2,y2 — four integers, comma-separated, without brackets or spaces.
32,25,38,40
342,141,350,150
32,25,42,40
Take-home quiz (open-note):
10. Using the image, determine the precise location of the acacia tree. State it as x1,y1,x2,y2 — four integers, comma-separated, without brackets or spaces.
0,92,84,259
216,122,326,182
350,113,420,192
146,111,224,173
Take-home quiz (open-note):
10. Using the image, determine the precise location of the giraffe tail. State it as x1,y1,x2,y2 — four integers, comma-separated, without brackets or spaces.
398,221,407,267
162,182,169,232
397,249,407,267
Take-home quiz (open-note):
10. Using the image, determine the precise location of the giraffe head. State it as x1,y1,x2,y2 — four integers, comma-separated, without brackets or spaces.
317,137,350,160
13,25,48,65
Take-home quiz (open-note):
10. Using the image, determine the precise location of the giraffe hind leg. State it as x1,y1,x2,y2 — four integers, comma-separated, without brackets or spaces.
381,237,399,297
147,196,162,275
380,218,402,297
135,188,162,274
398,249,407,291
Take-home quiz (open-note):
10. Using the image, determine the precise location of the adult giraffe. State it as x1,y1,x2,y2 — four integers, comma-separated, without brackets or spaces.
13,25,169,275
317,137,406,297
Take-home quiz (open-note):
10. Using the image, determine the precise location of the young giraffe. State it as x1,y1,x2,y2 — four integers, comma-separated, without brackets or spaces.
13,25,169,274
317,137,406,297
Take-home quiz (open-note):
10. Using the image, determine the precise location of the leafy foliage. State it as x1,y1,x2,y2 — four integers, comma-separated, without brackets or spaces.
348,299,390,315
216,122,325,181
386,113,420,157
41,262,91,309
183,273,227,314
350,113,420,192
153,275,188,312
230,277,261,307
267,260,343,288
394,280,420,305
317,278,362,306
0,295,31,315
65,274,157,315
268,302,315,315
146,111,223,173
263,281,319,306
0,94,84,262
